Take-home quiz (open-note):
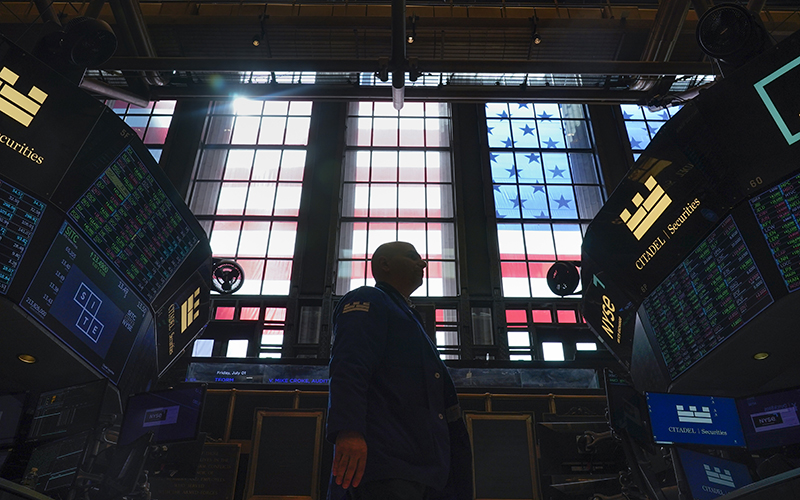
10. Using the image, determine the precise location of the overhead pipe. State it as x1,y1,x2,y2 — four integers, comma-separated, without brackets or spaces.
111,0,167,86
390,0,407,110
630,0,691,92
79,77,149,107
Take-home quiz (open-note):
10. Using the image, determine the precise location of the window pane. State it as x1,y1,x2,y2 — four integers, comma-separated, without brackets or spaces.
542,342,565,361
192,339,214,357
226,339,249,357
508,331,530,347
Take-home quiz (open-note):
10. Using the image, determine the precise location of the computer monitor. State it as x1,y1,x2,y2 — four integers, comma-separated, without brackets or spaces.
604,370,652,452
117,385,206,446
28,380,120,443
24,431,92,493
646,392,746,447
736,386,800,451
674,447,752,499
0,393,27,447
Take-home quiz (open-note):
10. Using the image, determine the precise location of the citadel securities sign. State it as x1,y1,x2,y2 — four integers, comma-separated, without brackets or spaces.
0,36,106,199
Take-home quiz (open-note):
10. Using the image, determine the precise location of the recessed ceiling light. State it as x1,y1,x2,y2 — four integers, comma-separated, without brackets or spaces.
753,352,769,360
17,354,37,364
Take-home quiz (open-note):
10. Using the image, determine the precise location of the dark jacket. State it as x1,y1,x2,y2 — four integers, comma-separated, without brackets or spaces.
327,282,471,497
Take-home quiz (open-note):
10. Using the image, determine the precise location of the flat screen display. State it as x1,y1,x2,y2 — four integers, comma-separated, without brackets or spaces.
736,386,800,451
676,447,752,499
641,216,773,380
0,180,45,294
605,371,652,451
0,393,26,446
749,172,800,292
21,221,152,383
646,392,746,447
28,380,107,442
67,145,199,302
118,385,205,446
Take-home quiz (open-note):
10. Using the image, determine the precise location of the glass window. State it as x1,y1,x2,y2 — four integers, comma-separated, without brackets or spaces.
107,100,176,162
188,98,313,295
337,102,456,297
620,104,682,160
487,103,604,298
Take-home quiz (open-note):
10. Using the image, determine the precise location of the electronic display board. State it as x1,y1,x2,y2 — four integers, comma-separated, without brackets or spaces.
21,221,152,384
675,447,752,500
0,36,106,200
646,392,745,447
67,145,199,302
154,269,210,375
0,393,26,446
736,386,800,451
749,172,800,292
0,180,45,294
641,216,773,380
118,385,206,446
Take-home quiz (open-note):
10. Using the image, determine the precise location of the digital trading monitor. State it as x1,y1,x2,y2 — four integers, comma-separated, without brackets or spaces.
0,181,46,295
117,385,206,446
749,171,800,292
27,380,119,443
67,144,200,303
736,386,800,451
646,392,746,447
25,431,92,493
675,447,752,500
0,393,26,447
640,216,773,380
21,222,153,383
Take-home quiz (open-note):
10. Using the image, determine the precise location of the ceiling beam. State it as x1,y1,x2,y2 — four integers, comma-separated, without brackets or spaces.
101,57,714,75
146,82,651,103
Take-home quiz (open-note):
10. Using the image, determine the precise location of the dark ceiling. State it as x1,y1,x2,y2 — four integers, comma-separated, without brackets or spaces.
1,0,799,103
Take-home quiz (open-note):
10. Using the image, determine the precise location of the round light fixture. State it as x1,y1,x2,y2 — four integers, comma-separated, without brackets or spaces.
753,352,769,360
18,354,37,364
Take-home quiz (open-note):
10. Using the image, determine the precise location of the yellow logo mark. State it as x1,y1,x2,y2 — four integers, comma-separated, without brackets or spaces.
0,67,48,127
180,287,201,333
343,301,370,314
620,176,672,240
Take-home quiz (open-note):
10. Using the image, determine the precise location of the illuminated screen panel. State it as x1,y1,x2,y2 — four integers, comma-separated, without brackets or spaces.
642,216,773,380
21,222,153,383
749,172,800,292
68,145,199,302
736,386,800,451
675,448,752,499
646,392,746,447
118,385,205,446
0,181,45,294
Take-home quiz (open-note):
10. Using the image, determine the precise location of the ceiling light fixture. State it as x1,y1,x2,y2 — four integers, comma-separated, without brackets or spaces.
18,354,37,364
753,352,770,360
251,35,261,47
407,15,418,44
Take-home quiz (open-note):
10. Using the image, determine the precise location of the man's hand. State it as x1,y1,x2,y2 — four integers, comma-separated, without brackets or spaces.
333,430,367,489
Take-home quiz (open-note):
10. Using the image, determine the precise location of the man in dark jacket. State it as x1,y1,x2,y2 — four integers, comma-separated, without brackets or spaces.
327,241,472,500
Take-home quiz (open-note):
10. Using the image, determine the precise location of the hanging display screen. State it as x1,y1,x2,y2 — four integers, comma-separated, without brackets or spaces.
67,145,199,302
21,221,152,383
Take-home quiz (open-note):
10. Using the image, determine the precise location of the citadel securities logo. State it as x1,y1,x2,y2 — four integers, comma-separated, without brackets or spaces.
620,176,673,241
0,67,48,127
677,404,713,424
704,464,735,488
180,287,201,334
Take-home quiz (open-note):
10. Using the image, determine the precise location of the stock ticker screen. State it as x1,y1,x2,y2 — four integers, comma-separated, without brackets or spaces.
750,171,800,292
0,180,45,294
67,145,199,302
641,216,773,380
21,221,153,383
